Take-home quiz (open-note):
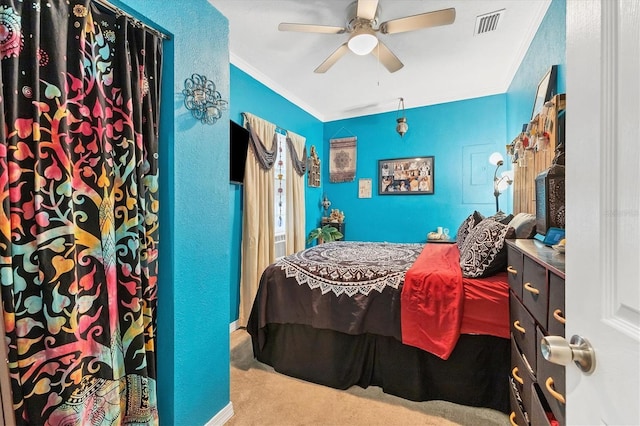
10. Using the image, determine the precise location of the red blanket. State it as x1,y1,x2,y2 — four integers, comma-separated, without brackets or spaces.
401,243,465,360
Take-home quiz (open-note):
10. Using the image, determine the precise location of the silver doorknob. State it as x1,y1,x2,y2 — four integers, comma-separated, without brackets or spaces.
540,335,596,374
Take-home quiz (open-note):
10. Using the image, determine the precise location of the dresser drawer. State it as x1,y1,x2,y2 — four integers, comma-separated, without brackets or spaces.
547,272,566,337
537,327,566,426
507,244,524,298
510,337,535,418
509,382,529,426
530,383,555,426
522,256,549,329
510,294,537,374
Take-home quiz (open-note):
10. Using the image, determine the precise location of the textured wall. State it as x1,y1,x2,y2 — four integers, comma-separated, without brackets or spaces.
507,0,566,138
115,0,231,424
319,0,566,244
322,95,508,243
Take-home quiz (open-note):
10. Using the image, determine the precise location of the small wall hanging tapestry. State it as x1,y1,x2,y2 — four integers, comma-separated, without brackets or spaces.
329,136,357,183
307,145,321,187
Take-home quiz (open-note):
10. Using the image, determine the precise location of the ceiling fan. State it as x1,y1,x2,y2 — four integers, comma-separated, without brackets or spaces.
278,0,456,73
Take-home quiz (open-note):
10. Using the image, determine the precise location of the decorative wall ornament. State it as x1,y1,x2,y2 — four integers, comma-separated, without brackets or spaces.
321,194,332,218
396,97,409,137
358,178,372,198
329,137,357,183
276,137,285,228
182,73,227,125
307,145,321,187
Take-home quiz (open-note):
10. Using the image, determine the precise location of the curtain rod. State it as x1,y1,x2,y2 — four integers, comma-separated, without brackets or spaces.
93,0,171,40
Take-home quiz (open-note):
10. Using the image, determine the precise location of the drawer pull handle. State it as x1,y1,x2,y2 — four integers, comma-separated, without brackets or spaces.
524,282,540,295
553,309,566,324
545,377,566,404
511,367,524,385
509,412,518,426
513,320,526,334
507,266,518,275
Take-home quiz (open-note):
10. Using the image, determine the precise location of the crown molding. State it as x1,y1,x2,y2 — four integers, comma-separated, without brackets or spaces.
230,52,326,122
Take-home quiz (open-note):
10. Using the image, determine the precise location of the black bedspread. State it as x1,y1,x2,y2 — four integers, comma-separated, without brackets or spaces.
247,241,510,413
250,242,424,351
250,323,509,413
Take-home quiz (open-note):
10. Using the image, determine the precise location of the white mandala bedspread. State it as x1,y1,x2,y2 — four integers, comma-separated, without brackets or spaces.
276,241,424,297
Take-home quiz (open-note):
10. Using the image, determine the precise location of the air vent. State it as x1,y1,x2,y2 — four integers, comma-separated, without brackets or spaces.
474,9,505,35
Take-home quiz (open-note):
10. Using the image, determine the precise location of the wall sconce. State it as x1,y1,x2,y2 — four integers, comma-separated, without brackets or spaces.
182,73,228,125
321,194,332,218
489,152,514,213
396,97,408,138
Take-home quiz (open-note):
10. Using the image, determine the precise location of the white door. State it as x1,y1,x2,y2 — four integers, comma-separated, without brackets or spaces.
566,0,640,424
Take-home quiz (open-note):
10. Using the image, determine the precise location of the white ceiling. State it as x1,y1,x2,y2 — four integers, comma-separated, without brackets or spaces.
208,0,551,122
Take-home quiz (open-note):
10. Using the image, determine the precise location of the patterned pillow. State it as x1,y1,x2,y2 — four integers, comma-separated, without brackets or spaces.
508,213,537,239
486,211,514,224
459,219,516,278
456,211,484,250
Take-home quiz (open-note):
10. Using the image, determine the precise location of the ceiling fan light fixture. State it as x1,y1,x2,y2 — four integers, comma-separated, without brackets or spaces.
348,29,378,55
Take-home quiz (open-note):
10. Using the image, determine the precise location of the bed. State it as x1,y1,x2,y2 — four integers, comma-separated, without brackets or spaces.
247,213,525,414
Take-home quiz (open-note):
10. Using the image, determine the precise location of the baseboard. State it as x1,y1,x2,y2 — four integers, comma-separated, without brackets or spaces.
229,320,238,333
205,402,234,426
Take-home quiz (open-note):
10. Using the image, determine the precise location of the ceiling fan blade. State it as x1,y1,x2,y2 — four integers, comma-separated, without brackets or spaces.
278,22,346,34
314,43,350,73
371,41,404,73
356,0,379,21
380,7,456,34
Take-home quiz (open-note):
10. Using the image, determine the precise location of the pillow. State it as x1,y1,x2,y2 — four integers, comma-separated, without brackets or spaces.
455,211,484,250
508,213,537,239
459,219,516,278
486,211,514,224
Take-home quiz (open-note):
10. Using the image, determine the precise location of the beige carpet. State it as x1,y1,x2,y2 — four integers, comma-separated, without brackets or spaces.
227,329,509,426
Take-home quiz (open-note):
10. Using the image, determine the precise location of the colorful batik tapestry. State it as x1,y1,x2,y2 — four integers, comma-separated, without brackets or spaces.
0,1,163,424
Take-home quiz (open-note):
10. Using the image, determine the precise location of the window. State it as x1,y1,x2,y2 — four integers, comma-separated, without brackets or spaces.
274,132,287,259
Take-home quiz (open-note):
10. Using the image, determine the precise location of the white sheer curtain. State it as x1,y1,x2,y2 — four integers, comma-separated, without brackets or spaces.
286,131,306,255
238,113,276,326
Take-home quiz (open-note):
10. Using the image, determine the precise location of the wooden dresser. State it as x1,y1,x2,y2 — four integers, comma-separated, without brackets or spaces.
506,239,565,426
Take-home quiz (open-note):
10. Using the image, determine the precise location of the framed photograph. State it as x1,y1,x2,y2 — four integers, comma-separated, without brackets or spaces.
378,156,434,195
531,65,558,120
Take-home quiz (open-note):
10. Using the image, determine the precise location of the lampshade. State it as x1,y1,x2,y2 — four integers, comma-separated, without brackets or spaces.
348,30,378,55
489,152,504,166
496,170,514,193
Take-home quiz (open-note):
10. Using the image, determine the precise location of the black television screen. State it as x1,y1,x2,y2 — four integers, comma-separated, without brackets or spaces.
230,120,250,184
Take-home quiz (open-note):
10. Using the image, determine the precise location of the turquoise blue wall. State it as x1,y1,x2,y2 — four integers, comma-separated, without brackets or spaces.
228,65,324,322
321,0,566,244
113,0,566,421
507,0,566,138
322,95,508,243
116,0,231,424
228,0,566,323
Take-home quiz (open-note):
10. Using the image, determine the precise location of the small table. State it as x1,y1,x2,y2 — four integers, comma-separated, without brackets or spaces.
321,220,345,240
